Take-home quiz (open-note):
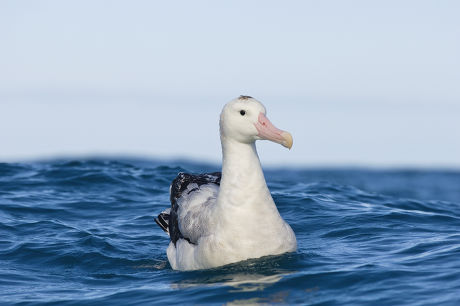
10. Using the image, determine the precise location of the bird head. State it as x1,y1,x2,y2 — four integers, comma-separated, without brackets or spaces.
219,96,293,149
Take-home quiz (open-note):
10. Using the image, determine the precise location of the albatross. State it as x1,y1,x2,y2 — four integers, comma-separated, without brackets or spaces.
155,96,297,270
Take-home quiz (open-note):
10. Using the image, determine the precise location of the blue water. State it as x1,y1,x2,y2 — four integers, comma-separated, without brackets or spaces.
1,159,460,305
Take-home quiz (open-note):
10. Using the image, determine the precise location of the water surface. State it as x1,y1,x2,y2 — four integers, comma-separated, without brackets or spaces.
1,159,459,305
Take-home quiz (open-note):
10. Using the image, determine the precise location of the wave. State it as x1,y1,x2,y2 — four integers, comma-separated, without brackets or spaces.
1,159,460,305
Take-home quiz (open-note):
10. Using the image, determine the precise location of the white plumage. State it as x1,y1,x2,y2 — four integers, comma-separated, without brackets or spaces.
156,96,297,271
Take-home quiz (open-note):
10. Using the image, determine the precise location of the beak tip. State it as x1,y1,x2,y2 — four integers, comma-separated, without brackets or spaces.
282,132,293,150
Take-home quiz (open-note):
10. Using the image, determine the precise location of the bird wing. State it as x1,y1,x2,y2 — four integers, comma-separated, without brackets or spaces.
156,172,221,246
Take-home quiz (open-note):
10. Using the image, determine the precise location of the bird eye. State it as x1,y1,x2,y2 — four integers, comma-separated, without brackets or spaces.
240,110,246,116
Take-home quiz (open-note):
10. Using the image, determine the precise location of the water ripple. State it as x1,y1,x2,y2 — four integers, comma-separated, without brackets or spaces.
1,159,460,305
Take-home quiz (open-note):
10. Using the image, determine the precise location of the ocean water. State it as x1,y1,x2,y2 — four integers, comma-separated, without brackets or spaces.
1,159,460,305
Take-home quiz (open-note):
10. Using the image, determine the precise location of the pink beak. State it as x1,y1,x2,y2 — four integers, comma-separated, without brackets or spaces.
254,113,293,149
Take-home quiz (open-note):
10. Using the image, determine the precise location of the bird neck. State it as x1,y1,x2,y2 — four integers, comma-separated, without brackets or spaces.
217,136,273,208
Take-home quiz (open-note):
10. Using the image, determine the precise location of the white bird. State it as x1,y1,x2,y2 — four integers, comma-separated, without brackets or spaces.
155,96,297,271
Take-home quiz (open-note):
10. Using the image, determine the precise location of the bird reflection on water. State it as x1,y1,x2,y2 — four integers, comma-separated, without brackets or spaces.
170,254,296,294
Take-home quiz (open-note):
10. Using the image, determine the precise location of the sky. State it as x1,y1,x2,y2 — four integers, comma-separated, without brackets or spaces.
1,0,459,167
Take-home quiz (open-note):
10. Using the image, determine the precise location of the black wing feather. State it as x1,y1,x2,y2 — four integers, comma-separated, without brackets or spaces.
155,213,169,233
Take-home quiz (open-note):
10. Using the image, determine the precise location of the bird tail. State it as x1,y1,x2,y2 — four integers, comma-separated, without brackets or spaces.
155,208,170,236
